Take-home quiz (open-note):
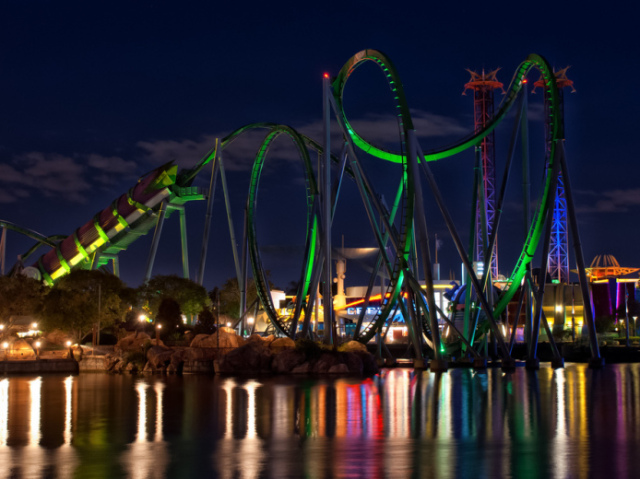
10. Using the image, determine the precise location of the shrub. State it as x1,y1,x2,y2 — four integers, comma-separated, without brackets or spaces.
122,350,146,369
595,315,616,334
295,339,333,361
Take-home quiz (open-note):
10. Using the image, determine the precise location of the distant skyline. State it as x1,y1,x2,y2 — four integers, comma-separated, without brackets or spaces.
1,1,638,290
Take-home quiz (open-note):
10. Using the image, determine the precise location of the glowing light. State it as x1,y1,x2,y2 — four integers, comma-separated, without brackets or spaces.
323,72,330,79
0,325,4,331
29,377,42,446
138,314,147,322
32,322,38,329
35,341,41,349
247,317,254,325
64,376,73,445
227,322,231,327
556,305,563,313
1,342,7,349
156,324,162,330
0,379,8,447
66,341,72,347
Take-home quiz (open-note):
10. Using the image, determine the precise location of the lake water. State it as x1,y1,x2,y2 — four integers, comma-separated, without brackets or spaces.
0,364,639,478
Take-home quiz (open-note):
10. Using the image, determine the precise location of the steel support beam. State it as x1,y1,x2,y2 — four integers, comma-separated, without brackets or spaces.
144,201,167,282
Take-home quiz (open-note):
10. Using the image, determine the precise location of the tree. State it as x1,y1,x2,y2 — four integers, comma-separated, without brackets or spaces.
0,275,47,323
40,270,130,342
137,275,210,322
216,277,258,319
195,307,216,334
157,297,182,333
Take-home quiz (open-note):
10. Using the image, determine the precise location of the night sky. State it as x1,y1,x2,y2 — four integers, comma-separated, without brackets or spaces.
1,1,637,291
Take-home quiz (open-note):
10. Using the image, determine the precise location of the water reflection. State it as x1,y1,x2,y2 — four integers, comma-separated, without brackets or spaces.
0,365,638,477
121,381,169,479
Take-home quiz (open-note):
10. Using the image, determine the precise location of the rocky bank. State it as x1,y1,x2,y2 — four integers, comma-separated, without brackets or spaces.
100,328,378,376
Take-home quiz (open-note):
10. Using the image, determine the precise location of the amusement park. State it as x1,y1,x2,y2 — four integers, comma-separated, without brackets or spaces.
2,49,638,374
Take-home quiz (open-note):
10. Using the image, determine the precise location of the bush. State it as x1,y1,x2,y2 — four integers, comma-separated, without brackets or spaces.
595,315,616,334
122,350,146,369
295,338,333,361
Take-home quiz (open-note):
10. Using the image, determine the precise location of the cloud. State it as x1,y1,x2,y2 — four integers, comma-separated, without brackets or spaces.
576,188,640,213
296,109,468,147
87,154,137,175
136,136,218,169
1,151,137,203
0,189,18,204
135,109,469,175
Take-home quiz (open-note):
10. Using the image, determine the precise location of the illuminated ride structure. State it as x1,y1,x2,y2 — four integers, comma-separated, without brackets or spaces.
3,49,604,371
584,255,639,322
534,67,576,284
463,69,504,281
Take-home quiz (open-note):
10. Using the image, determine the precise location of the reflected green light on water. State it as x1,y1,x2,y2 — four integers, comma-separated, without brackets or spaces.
0,365,638,477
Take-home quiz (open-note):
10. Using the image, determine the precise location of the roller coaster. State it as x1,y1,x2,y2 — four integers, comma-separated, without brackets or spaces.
1,49,602,370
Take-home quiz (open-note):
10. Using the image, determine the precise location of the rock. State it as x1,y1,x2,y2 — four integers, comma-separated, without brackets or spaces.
218,341,273,373
125,362,138,373
190,330,239,349
312,352,342,373
44,329,72,346
291,362,311,374
115,332,152,354
353,351,379,376
342,352,364,375
71,346,83,361
272,348,307,373
6,339,36,360
147,346,174,369
328,364,350,374
104,354,121,371
169,349,189,373
183,361,214,373
340,340,368,353
183,348,218,361
269,337,296,354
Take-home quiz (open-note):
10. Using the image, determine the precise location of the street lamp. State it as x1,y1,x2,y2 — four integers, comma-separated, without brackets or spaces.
156,323,162,345
138,314,147,337
2,342,7,361
247,317,254,337
35,341,41,359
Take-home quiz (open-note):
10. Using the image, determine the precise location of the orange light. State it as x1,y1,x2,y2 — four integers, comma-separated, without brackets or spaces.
323,72,330,79
522,79,528,84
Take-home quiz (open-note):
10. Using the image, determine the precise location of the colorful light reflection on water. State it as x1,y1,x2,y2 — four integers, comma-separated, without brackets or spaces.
0,364,639,477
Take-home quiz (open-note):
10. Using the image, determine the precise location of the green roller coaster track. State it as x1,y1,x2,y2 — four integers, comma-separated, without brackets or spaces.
5,49,567,353
176,49,564,346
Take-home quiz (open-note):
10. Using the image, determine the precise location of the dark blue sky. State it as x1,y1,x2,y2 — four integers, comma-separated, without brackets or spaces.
1,1,638,290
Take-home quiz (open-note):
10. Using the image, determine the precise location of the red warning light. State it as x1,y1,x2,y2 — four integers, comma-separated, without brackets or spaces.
522,79,528,84
323,72,330,79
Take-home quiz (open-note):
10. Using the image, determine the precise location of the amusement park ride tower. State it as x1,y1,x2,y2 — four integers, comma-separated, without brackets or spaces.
464,69,504,280
534,68,575,283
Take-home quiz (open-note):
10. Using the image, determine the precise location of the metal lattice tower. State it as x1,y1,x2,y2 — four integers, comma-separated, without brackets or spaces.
464,69,503,279
535,67,575,283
